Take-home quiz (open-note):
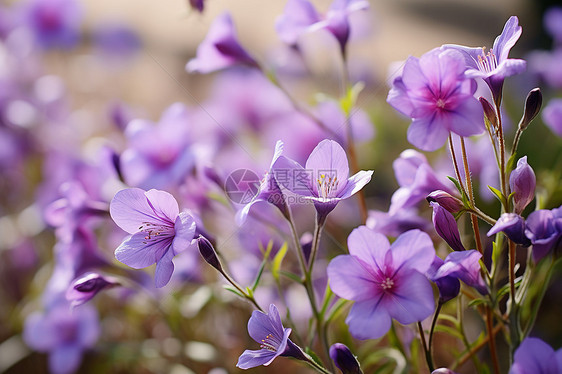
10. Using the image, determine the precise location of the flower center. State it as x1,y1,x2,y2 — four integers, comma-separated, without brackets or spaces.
317,174,339,199
380,277,394,290
259,333,280,352
436,98,446,109
476,47,498,73
138,222,174,244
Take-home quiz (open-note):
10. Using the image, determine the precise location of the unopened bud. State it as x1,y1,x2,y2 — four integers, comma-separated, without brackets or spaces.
197,235,222,272
519,88,542,131
430,202,465,251
479,97,498,131
509,156,536,214
66,272,119,307
329,343,363,374
427,190,463,213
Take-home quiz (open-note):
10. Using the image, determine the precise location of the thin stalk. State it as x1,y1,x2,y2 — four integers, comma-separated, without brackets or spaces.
218,267,263,312
448,134,467,196
418,321,434,372
428,302,443,368
495,102,508,199
486,306,501,374
507,239,520,355
511,128,523,158
467,206,497,225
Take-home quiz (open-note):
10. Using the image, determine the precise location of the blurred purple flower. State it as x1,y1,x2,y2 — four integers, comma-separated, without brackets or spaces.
237,304,305,369
389,149,455,214
329,343,363,374
430,201,465,251
510,156,536,214
387,48,483,151
328,227,435,339
121,103,195,190
544,7,562,43
66,272,119,307
189,0,205,13
487,213,531,247
444,16,526,104
525,208,562,262
273,139,373,218
22,0,82,49
542,99,562,137
236,140,288,225
432,250,488,296
23,302,99,374
186,12,258,73
110,188,197,288
509,337,562,374
366,208,432,238
276,0,369,53
92,23,141,59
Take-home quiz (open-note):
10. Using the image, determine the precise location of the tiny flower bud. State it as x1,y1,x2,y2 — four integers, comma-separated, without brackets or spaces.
430,202,465,251
427,190,463,213
66,273,119,307
509,156,536,214
197,235,222,272
432,369,460,374
519,88,542,131
329,343,363,374
479,97,498,131
487,213,530,246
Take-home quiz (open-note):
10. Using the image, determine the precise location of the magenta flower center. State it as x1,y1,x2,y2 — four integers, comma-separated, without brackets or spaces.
476,48,498,73
259,333,281,351
380,277,395,291
317,174,340,199
138,221,175,244
436,98,446,109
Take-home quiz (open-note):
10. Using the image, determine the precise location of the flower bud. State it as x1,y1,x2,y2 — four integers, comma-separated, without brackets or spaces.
479,97,498,131
430,202,465,251
487,213,530,246
427,190,463,213
519,88,542,131
509,156,536,214
432,369,460,374
66,272,119,307
197,235,222,272
329,343,363,374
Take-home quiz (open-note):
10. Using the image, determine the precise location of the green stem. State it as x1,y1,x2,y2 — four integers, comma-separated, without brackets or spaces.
428,302,443,368
418,321,434,372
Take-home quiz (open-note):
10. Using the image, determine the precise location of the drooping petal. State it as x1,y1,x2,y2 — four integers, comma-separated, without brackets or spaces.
114,231,171,269
237,348,278,369
387,76,414,117
154,248,175,288
171,212,197,256
383,270,435,324
275,0,320,45
488,213,530,246
436,250,488,295
345,298,392,340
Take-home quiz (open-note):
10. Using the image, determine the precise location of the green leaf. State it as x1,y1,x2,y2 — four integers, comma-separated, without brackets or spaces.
497,276,523,300
223,286,245,298
251,260,267,292
467,298,488,308
280,270,302,283
507,152,518,173
447,176,463,195
492,238,502,270
434,324,464,340
487,185,507,206
340,81,365,116
304,347,323,367
271,242,288,282
245,287,254,298
438,313,459,327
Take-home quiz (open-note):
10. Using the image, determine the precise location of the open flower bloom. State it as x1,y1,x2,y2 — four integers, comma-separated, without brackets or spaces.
509,337,562,374
272,139,373,218
443,16,526,104
525,207,562,262
110,188,196,288
186,12,258,73
387,48,484,151
237,304,305,369
236,140,288,225
432,250,488,296
328,227,435,340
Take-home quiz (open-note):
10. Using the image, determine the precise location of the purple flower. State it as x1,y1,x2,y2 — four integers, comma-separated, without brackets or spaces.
387,48,483,151
236,141,288,225
276,0,369,53
273,139,373,218
432,250,488,296
509,337,562,374
542,99,562,137
120,103,195,190
186,13,258,74
237,304,305,369
366,208,432,238
525,208,562,262
110,188,196,288
427,190,463,214
430,201,465,251
510,156,536,214
426,256,460,303
487,213,531,247
443,16,526,104
329,343,363,374
327,227,435,340
189,0,205,13
92,23,141,60
22,0,82,49
65,272,119,307
23,302,99,374
390,149,455,214
544,7,562,43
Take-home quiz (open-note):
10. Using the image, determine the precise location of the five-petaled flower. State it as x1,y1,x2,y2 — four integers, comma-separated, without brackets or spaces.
328,227,435,340
110,188,196,288
237,304,305,369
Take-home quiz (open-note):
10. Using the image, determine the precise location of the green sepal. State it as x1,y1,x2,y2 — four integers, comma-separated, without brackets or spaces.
340,81,365,116
487,185,507,206
271,242,288,283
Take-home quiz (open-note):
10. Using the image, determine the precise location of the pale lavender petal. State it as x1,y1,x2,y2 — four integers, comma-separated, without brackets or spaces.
390,229,435,273
272,155,313,196
407,115,450,152
442,44,482,71
387,77,414,117
171,212,197,255
305,139,349,197
347,226,390,268
446,96,485,137
23,312,56,351
115,231,171,268
337,170,373,199
510,156,536,214
49,345,83,374
328,255,381,301
436,250,487,295
154,248,175,288
346,298,392,340
110,188,159,233
384,270,435,324
77,306,100,347
542,98,562,137
275,0,320,45
393,149,427,187
510,337,555,374
400,55,428,92
237,349,278,369
144,189,180,221
492,16,522,62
